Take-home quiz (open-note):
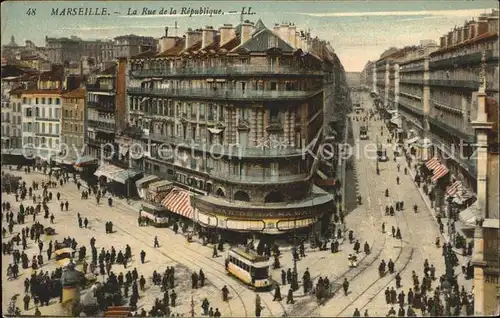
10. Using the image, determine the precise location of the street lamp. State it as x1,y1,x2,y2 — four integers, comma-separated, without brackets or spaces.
291,219,299,291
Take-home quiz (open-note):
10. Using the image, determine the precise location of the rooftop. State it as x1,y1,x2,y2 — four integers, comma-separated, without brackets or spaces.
62,87,86,98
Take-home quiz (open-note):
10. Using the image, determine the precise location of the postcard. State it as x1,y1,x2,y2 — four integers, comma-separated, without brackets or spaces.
1,1,499,317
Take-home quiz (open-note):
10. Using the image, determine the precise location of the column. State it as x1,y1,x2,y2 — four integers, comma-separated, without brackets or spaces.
262,109,268,142
283,109,290,147
250,108,257,147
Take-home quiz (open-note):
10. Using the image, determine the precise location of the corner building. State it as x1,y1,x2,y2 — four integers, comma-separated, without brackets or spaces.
126,20,336,234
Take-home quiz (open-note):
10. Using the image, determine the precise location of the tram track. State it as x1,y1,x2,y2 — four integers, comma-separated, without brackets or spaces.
288,113,391,317
44,182,251,317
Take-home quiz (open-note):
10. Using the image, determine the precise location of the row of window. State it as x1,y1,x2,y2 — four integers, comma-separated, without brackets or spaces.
24,107,61,119
63,109,84,120
23,122,60,134
23,97,61,105
23,137,59,148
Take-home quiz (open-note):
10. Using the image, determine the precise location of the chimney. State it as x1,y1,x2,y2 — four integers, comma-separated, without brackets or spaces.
477,20,489,36
240,21,254,45
273,24,280,36
185,29,202,50
469,22,477,39
288,25,297,48
219,24,235,47
202,26,217,49
278,23,290,43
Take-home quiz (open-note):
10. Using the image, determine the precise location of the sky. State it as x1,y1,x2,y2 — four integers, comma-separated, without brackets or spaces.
1,0,498,71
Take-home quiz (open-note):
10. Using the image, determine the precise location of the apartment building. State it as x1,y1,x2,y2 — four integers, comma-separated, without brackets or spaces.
61,87,86,163
44,35,157,65
470,69,499,316
360,61,374,91
85,64,118,161
397,41,439,160
1,64,38,151
427,10,499,195
105,19,338,235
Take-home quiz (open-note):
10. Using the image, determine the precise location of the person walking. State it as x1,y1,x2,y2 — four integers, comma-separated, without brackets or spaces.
273,285,282,301
154,236,159,248
343,278,349,296
140,250,146,264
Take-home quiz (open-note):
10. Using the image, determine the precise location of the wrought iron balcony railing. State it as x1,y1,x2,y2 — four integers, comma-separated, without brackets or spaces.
144,132,304,158
127,87,322,101
129,65,323,78
86,84,115,92
428,79,480,90
87,101,115,112
88,120,115,132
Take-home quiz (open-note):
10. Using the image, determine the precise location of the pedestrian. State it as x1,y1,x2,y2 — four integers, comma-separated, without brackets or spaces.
396,176,400,185
212,245,218,258
170,290,177,307
139,275,146,291
84,218,88,229
199,269,205,287
273,285,282,301
65,201,69,211
140,250,146,264
281,269,286,285
60,201,64,211
23,294,30,311
343,278,349,296
286,288,294,304
154,236,159,248
50,214,54,224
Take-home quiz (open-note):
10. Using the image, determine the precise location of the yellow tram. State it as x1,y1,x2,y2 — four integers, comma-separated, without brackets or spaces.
225,247,271,289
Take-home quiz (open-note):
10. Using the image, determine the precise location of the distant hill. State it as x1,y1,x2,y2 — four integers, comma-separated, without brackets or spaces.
345,72,361,87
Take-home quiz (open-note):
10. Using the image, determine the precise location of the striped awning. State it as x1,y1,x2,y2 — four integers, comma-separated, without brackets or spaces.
446,180,462,197
94,163,124,179
425,157,449,183
160,187,194,219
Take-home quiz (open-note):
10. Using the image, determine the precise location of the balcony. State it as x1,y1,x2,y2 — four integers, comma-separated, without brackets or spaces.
35,117,60,122
398,97,424,116
86,84,115,92
87,101,115,112
88,120,115,132
428,79,480,90
145,132,305,159
35,132,59,137
129,65,323,78
399,65,424,73
430,51,483,70
210,171,309,184
428,132,477,176
427,115,475,143
128,87,322,101
399,78,424,85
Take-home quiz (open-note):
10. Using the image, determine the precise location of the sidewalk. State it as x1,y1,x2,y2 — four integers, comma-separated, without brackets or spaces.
405,159,471,256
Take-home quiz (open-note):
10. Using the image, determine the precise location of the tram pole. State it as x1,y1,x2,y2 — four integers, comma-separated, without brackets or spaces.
291,219,299,291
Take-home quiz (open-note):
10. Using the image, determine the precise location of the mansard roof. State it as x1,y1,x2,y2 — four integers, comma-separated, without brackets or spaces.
233,28,294,53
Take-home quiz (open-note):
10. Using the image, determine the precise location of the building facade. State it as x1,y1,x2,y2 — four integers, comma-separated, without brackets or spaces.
18,68,65,161
119,20,337,234
44,35,158,65
471,64,499,316
61,88,86,162
427,11,499,195
85,64,118,160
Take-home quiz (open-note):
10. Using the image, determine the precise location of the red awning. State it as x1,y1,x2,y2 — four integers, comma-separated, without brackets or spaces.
446,180,461,197
160,187,194,219
425,157,449,183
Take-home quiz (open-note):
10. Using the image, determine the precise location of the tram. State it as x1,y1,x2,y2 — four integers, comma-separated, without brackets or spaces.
225,247,272,289
360,125,369,140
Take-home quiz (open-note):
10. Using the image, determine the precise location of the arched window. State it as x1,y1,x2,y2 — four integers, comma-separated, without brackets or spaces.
234,191,250,202
215,188,225,197
264,190,284,203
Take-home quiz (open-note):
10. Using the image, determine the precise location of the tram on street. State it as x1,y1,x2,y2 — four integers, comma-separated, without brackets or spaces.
225,247,272,289
360,125,369,140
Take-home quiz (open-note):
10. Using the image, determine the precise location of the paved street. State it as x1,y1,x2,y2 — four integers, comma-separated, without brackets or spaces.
1,92,472,317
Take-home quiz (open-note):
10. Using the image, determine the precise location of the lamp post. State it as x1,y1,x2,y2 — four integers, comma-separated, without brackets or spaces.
291,219,299,291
